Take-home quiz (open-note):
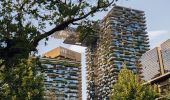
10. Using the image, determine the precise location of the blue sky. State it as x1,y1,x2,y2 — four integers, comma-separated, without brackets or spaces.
37,0,170,100
116,0,170,48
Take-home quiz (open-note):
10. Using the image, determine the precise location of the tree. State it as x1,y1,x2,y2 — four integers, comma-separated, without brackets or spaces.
110,65,158,100
76,21,100,47
159,78,170,99
0,58,44,99
164,93,170,99
0,0,118,67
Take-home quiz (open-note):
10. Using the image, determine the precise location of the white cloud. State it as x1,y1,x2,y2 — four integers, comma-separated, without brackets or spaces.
148,30,170,48
148,30,168,38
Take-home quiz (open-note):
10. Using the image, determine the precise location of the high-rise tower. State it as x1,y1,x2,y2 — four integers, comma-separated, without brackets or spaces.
41,47,82,100
86,5,149,100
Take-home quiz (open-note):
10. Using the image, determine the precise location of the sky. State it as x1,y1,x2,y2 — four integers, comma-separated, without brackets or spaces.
37,0,170,100
117,0,170,48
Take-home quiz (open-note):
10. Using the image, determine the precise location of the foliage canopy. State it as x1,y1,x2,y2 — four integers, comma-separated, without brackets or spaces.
0,58,44,99
110,65,158,100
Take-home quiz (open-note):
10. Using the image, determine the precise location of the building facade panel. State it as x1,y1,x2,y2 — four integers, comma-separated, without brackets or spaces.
161,39,170,73
140,47,161,81
141,39,170,81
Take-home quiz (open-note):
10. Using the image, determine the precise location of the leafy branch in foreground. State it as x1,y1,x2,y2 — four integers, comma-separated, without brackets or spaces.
0,0,117,67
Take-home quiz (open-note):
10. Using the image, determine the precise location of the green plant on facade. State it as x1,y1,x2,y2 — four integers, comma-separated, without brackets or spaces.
45,89,57,100
42,60,80,67
55,61,80,67
110,64,158,100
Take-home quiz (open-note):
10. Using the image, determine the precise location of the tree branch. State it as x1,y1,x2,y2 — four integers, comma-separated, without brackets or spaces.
31,0,115,48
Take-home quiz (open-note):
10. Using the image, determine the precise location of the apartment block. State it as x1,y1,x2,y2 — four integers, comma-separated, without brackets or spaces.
141,39,170,81
41,47,82,100
86,5,149,100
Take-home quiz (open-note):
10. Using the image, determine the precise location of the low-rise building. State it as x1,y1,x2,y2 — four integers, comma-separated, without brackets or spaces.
145,72,170,96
